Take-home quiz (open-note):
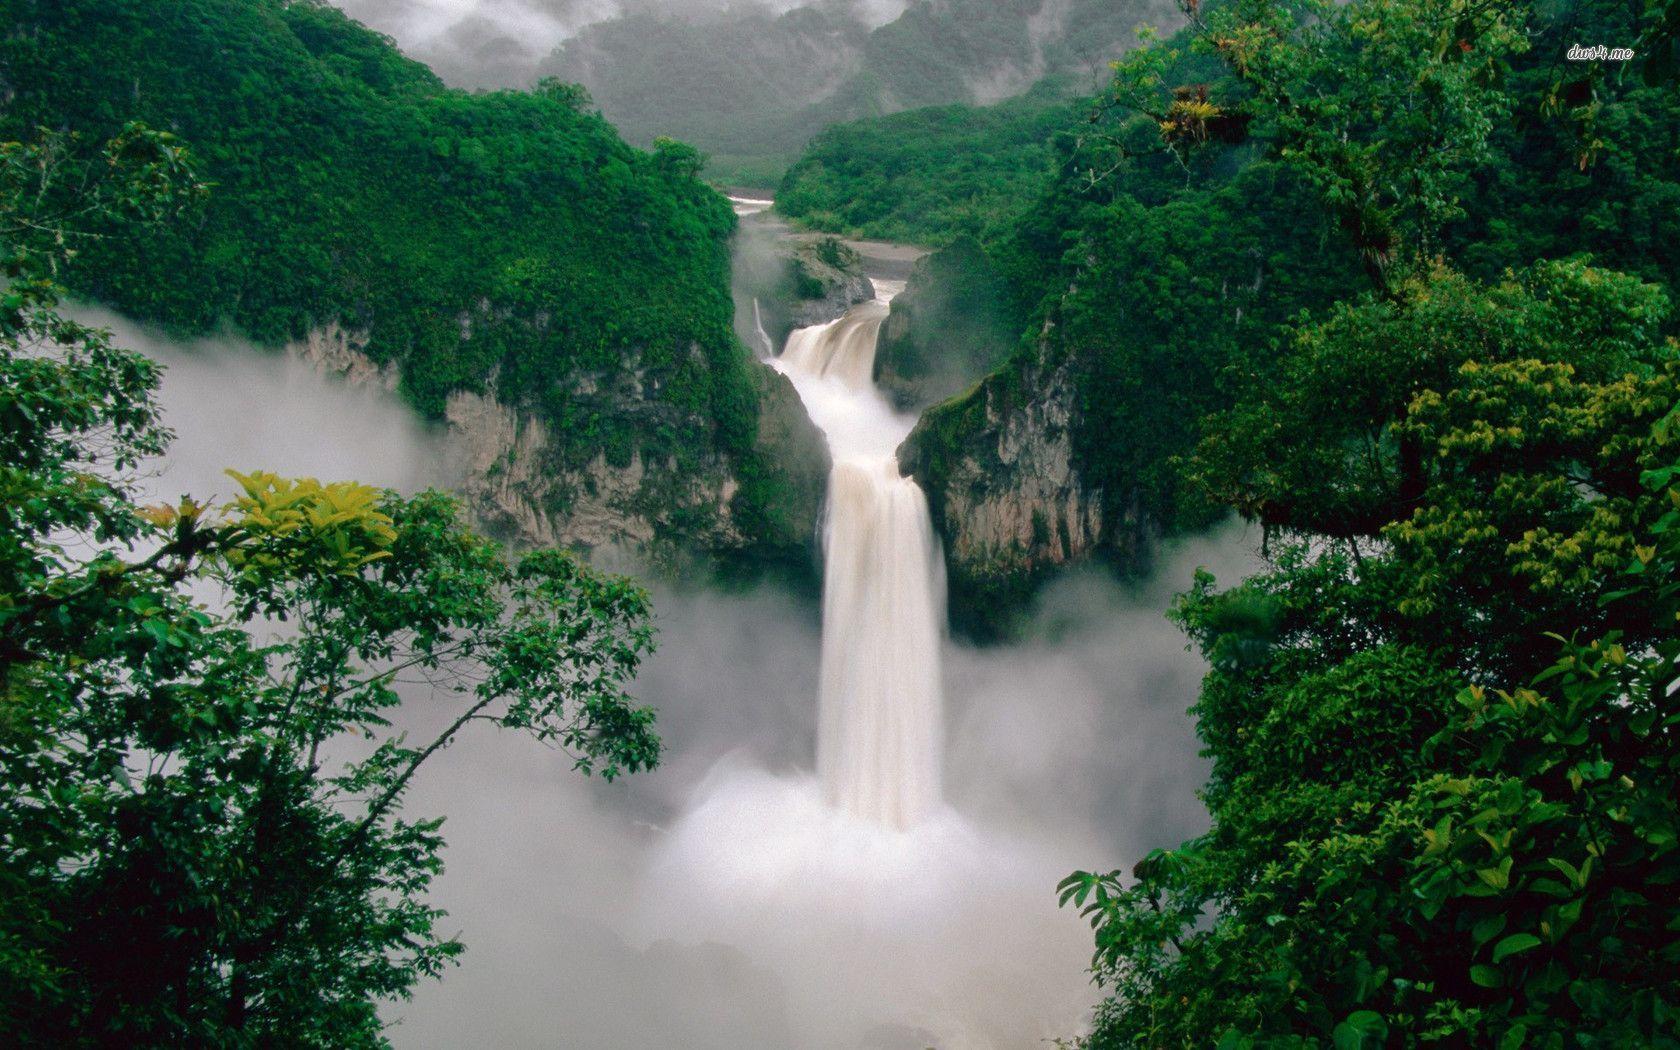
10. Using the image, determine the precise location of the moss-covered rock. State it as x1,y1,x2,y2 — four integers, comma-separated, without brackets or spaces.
875,237,1019,410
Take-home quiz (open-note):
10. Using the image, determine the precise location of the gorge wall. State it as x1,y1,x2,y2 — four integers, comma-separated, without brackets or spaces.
897,332,1150,637
289,323,830,575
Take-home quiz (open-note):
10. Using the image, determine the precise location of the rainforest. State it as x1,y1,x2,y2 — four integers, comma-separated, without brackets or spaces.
1,0,1678,1047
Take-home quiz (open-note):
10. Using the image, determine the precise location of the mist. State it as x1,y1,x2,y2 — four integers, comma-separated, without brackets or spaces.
69,305,457,504
92,304,1257,1048
390,529,1254,1049
332,0,909,88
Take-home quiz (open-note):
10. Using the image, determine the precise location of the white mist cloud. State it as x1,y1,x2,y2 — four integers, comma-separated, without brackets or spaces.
69,305,456,504
330,0,909,88
88,305,1258,1048
390,528,1259,1049
369,0,617,47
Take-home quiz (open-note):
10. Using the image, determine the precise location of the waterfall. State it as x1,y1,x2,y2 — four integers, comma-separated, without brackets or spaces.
771,289,945,829
751,297,775,359
780,300,889,388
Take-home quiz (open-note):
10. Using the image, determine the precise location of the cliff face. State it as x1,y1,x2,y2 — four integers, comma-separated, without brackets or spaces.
287,325,830,572
897,334,1149,636
874,238,1017,410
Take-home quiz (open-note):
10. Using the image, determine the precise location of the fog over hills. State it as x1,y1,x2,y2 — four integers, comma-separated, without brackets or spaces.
332,0,906,89
332,0,1180,176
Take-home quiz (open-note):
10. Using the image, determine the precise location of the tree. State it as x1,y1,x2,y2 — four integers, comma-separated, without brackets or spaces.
1061,262,1680,1043
1063,427,1680,1043
1180,0,1527,293
1059,0,1680,1041
0,127,660,1047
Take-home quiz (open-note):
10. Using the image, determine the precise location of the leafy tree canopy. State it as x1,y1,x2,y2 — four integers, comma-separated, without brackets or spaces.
0,125,660,1047
1058,0,1680,1044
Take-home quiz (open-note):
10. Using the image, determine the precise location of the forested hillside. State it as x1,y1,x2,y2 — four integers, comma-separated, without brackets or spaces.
0,0,825,564
776,78,1079,246
787,0,1680,630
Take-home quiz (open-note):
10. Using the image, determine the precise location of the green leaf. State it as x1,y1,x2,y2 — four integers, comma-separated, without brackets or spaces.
1491,933,1542,964
1476,863,1510,890
1472,913,1507,947
1215,1030,1252,1050
1546,857,1585,890
1470,964,1504,988
1332,1010,1388,1049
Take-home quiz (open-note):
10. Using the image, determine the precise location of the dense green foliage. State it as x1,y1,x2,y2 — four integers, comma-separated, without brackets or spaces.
873,236,1023,407
0,126,660,1047
844,0,1680,549
1066,263,1679,1044
1048,0,1680,1043
0,0,781,521
7,0,1679,1043
776,81,1080,246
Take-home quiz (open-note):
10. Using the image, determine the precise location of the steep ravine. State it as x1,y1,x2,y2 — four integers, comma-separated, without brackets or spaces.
746,211,1142,638
283,197,922,577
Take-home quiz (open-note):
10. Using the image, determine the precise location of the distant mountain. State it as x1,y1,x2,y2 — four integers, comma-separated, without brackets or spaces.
329,0,622,87
542,4,874,158
331,0,1180,180
541,0,1181,170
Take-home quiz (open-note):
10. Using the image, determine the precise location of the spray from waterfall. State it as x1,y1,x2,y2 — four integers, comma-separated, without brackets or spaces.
771,290,945,829
103,290,1226,1050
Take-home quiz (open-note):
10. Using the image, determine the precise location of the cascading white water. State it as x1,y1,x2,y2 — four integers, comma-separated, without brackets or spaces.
614,280,1135,1050
771,284,946,829
779,300,889,388
750,297,775,359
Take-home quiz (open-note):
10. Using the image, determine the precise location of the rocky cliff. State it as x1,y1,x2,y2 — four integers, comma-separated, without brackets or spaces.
288,324,830,575
897,331,1151,637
